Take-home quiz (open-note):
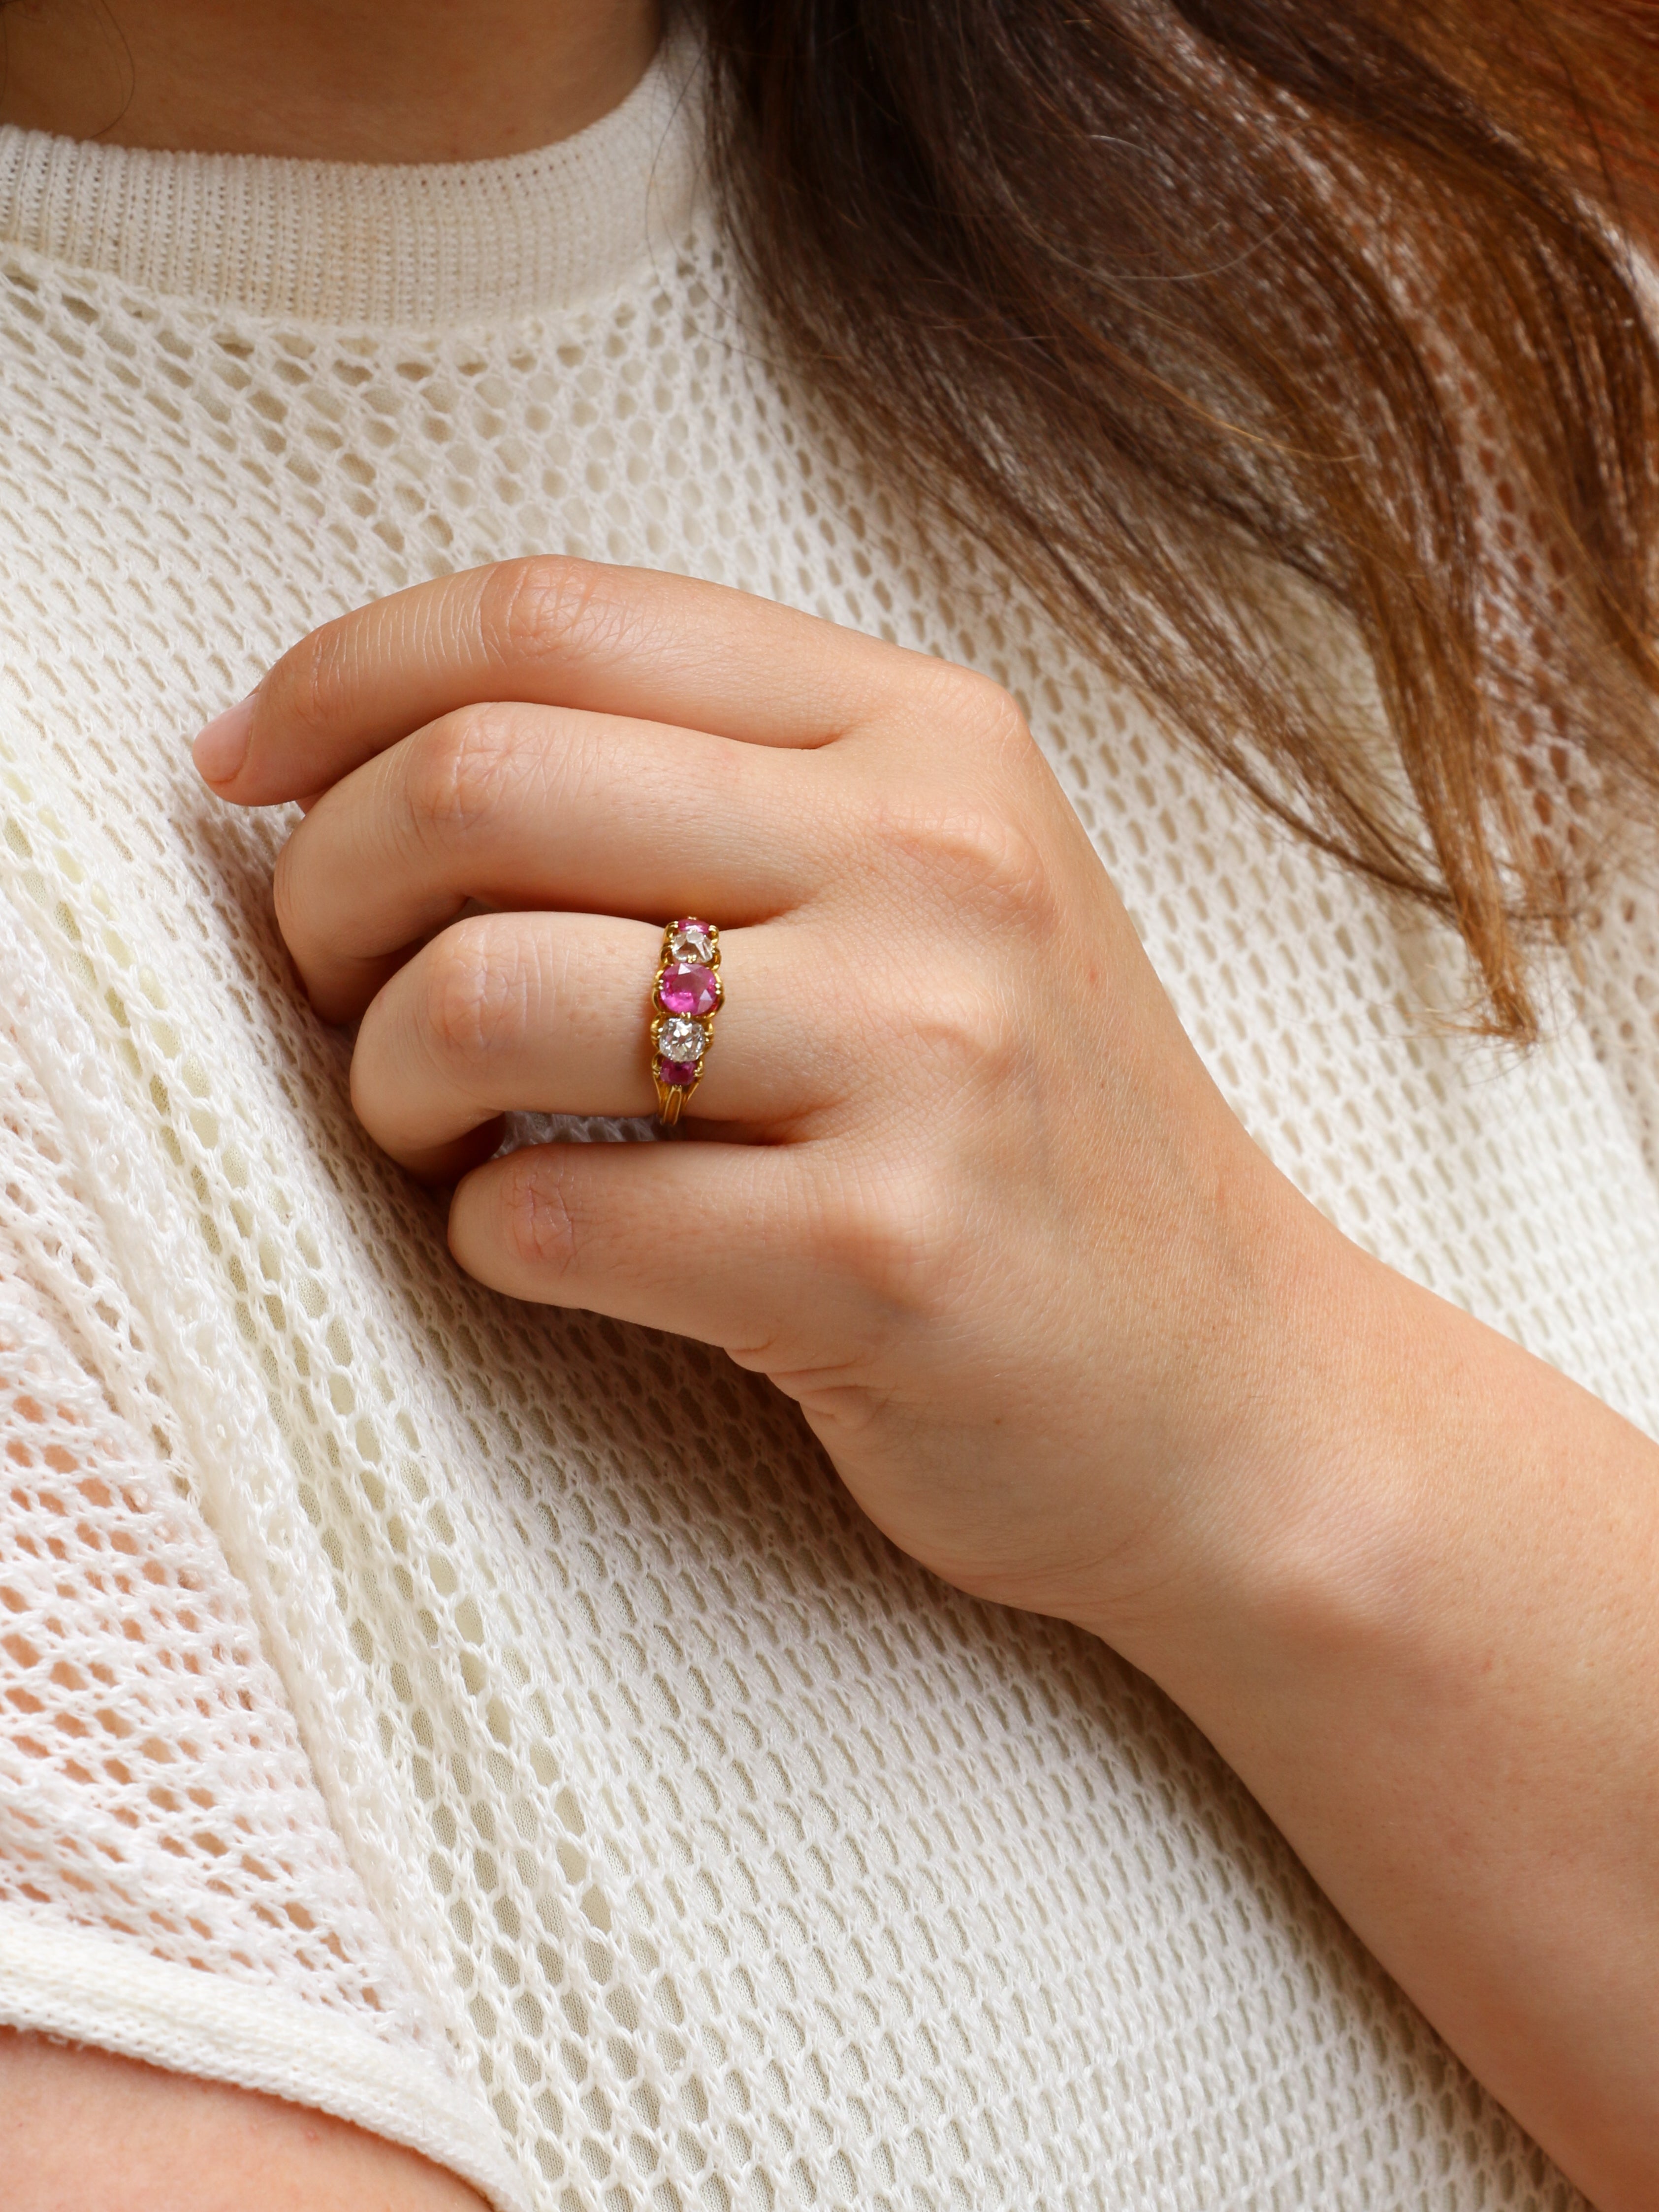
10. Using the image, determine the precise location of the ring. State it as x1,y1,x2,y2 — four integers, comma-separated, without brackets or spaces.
649,917,723,1125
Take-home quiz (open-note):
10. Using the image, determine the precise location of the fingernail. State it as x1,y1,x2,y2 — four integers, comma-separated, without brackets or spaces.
191,692,257,785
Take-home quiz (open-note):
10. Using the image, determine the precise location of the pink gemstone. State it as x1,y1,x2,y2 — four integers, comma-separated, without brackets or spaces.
658,962,719,1017
658,1058,699,1087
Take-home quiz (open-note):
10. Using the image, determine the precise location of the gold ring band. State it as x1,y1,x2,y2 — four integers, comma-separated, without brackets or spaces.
649,918,723,1125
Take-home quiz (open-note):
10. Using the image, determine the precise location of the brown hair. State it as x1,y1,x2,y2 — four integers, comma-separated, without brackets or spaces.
698,0,1659,1035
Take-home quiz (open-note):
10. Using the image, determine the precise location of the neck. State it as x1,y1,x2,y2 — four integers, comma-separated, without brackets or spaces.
0,0,662,161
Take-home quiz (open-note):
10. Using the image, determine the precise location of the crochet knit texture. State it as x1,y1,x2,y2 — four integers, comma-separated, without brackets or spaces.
1,36,1656,2212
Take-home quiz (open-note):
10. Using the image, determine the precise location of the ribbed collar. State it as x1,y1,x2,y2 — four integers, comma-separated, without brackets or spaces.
0,29,705,328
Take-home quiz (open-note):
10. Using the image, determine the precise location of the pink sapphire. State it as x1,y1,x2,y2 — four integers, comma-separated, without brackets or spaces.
658,1058,699,1087
657,962,719,1017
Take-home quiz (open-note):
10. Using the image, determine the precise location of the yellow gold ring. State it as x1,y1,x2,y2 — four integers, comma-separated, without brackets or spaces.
649,918,723,1125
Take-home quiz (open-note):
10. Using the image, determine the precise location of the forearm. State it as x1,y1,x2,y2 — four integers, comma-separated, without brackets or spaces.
1093,1218,1659,2212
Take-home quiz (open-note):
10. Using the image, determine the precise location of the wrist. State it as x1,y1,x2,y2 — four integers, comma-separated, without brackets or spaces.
1069,1188,1445,1687
1065,1186,1659,2212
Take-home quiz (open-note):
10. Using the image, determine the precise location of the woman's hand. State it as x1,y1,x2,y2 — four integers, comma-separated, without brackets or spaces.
198,556,1659,2209
192,555,1321,1640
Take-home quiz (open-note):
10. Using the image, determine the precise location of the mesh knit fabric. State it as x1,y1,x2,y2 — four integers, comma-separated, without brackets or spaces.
0,35,1654,2212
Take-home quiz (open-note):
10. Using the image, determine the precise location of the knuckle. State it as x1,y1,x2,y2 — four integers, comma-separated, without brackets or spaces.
496,1151,582,1281
479,553,635,674
270,834,305,946
847,955,1026,1099
416,923,530,1068
922,661,1033,760
810,1158,965,1320
402,705,523,845
910,974,1026,1090
977,677,1038,764
271,612,356,746
881,792,1053,931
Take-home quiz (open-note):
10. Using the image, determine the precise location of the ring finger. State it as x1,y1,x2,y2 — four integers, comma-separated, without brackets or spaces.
350,909,822,1176
277,701,833,1025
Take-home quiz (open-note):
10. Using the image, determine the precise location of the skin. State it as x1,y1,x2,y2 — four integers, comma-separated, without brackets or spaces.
1,7,1657,2212
0,0,659,159
191,560,1659,2212
0,2030,488,2211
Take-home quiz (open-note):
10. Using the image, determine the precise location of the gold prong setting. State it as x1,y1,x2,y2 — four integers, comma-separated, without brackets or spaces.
650,919,723,1124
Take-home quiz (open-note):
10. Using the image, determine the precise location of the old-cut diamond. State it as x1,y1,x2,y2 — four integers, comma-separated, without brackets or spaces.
667,918,716,963
657,1016,706,1065
657,962,719,1017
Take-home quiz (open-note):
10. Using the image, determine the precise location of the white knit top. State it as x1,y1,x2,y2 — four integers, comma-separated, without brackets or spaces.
0,34,1654,2212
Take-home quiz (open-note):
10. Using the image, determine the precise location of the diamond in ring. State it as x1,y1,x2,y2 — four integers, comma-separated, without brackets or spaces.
667,918,716,963
658,1015,707,1065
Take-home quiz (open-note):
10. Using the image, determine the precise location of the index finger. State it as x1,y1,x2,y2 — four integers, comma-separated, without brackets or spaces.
192,557,910,806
